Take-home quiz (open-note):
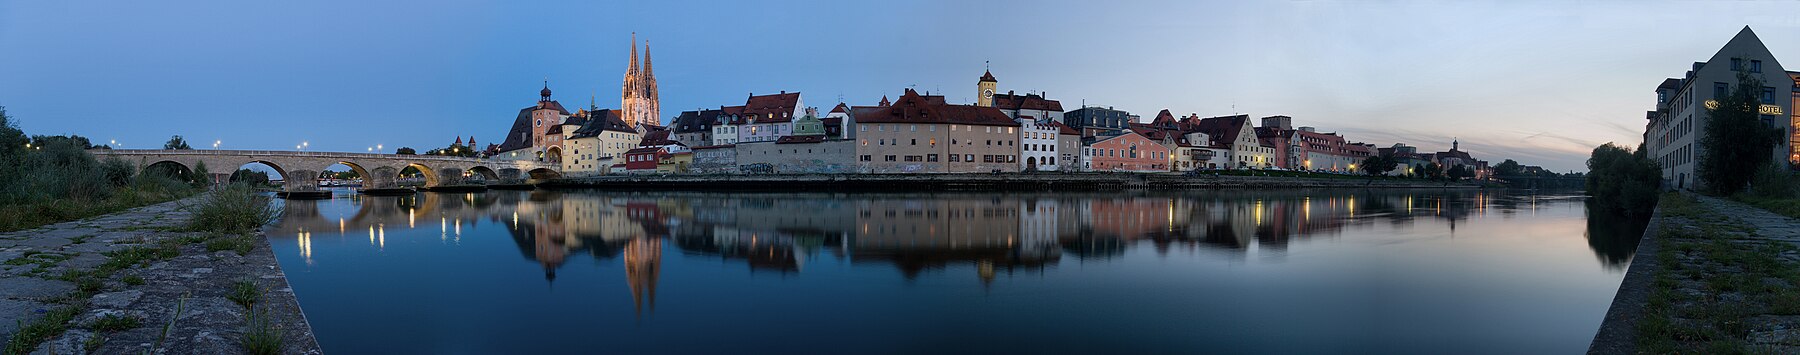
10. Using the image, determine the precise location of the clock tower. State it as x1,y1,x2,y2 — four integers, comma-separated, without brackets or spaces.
977,69,997,107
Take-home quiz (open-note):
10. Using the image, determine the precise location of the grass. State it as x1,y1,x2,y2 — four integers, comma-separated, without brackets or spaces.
0,175,197,233
2,305,81,355
228,279,260,309
206,235,255,255
184,183,275,235
240,307,284,355
228,279,283,355
1634,192,1800,353
88,314,141,332
121,274,145,286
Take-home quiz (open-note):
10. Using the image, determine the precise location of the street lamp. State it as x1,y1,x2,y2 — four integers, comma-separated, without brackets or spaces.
213,140,221,150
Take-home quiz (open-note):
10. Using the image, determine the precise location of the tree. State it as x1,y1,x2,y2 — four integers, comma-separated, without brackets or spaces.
1447,164,1475,181
395,147,416,155
1494,159,1522,177
1360,154,1398,176
1698,70,1785,195
230,168,271,186
190,160,211,187
425,143,477,158
1587,143,1662,216
164,135,192,150
1424,162,1444,180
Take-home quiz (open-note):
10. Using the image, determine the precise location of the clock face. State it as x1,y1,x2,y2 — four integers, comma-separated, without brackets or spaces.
984,89,994,98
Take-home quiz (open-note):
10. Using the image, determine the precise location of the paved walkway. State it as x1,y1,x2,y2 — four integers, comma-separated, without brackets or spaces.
0,198,319,354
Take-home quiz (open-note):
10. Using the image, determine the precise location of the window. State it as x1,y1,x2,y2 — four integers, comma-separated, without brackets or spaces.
1753,60,1764,73
860,126,867,132
885,155,896,161
1716,82,1729,99
983,155,994,163
861,155,872,161
950,154,961,162
928,154,939,162
911,139,917,145
1764,87,1776,104
1732,58,1743,71
910,125,916,132
966,154,974,161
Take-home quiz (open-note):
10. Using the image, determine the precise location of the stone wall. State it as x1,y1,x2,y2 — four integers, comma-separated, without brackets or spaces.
736,140,855,174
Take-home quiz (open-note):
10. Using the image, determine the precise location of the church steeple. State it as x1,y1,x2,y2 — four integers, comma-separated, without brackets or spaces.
627,32,639,75
621,32,662,129
643,43,653,80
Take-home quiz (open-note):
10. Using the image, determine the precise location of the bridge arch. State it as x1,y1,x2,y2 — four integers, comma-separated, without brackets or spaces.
227,161,289,186
142,160,195,181
527,168,562,180
404,163,440,187
545,146,562,164
468,166,501,183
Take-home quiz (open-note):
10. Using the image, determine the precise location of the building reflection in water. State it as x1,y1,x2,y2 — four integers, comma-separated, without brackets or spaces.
272,188,1620,314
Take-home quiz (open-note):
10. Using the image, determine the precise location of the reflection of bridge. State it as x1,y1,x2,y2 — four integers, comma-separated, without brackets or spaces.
91,149,561,191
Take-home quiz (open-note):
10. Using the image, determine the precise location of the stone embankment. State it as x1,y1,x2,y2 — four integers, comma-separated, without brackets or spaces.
548,173,1476,191
0,198,319,354
1590,194,1800,353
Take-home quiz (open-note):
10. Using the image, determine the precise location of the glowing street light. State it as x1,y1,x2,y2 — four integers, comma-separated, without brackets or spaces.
213,140,221,150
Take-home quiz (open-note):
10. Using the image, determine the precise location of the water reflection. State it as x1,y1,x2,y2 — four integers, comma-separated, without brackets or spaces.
269,188,1645,353
273,188,1637,301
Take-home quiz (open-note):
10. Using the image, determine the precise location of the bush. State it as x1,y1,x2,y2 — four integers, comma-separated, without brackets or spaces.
100,157,136,187
1744,163,1798,199
186,183,276,235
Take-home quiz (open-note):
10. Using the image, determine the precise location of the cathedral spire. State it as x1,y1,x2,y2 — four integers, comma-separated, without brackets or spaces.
628,32,639,75
643,42,653,80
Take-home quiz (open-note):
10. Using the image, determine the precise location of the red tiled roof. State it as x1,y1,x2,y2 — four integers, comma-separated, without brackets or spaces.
1047,120,1080,135
852,88,1017,126
1194,114,1251,147
1150,109,1178,126
992,91,1063,112
979,70,996,82
743,92,800,123
830,103,849,114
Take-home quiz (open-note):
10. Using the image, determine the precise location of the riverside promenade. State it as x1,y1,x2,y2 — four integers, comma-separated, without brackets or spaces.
1590,194,1800,353
0,198,318,354
548,173,1477,191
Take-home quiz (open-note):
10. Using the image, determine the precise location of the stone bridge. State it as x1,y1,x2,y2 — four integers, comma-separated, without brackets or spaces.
89,149,561,191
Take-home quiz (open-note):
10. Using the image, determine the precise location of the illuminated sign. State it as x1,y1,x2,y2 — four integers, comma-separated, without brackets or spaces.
1702,99,1787,115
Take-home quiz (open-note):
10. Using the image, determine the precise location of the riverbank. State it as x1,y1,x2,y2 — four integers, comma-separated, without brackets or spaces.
546,173,1477,191
0,197,319,354
1589,194,1800,353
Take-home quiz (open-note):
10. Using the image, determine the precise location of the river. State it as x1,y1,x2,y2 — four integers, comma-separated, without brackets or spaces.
264,188,1643,354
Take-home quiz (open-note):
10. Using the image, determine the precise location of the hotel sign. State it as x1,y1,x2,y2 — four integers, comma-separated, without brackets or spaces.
1702,99,1785,115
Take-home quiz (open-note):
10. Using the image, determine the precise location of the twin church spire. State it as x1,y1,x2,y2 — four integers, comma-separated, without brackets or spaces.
622,32,661,129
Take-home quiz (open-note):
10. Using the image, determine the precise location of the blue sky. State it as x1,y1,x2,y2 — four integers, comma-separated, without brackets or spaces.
3,0,1799,172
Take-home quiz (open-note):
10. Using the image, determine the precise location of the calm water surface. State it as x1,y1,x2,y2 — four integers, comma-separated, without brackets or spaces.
265,188,1644,354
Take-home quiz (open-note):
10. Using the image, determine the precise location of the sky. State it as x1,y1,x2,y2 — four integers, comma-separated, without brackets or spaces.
4,1,1800,173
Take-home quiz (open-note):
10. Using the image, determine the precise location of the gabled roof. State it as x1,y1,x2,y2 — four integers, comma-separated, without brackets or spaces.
570,109,637,139
852,88,1017,126
829,103,849,114
496,107,536,152
638,127,680,147
1194,114,1252,146
1047,120,1080,135
992,91,1064,112
979,70,996,82
743,92,800,123
673,109,723,134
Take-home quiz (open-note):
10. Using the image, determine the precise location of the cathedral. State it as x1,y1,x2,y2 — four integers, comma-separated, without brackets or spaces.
621,33,660,131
